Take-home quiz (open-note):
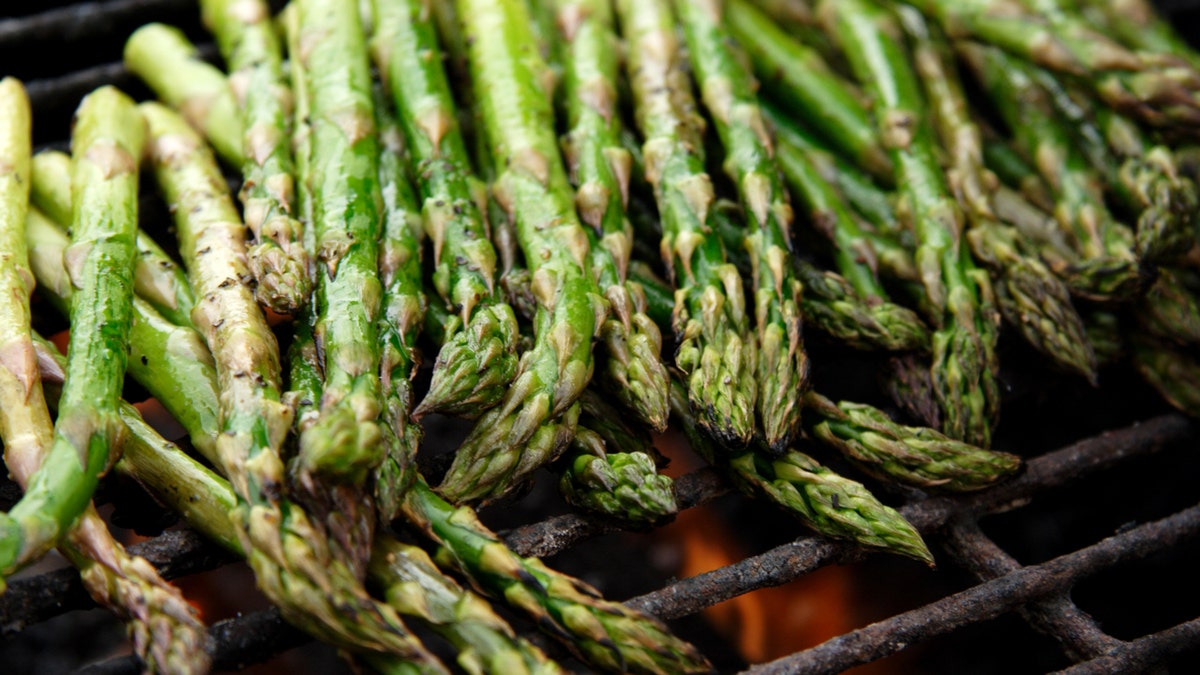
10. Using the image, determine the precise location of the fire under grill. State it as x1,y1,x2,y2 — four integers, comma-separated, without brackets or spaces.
2,0,1200,673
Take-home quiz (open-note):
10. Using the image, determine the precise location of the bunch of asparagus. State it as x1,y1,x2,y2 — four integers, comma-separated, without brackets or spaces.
2,0,1198,671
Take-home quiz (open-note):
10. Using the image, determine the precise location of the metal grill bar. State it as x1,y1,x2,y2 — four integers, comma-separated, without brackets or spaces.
743,504,1200,675
77,608,302,675
626,414,1194,620
1051,617,1200,675
0,0,193,45
942,519,1121,661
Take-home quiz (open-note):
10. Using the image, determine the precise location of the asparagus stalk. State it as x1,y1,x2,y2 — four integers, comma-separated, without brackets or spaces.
900,7,1097,381
33,338,564,675
677,0,810,452
1091,105,1199,265
963,43,1148,302
1130,332,1200,416
123,23,242,166
823,0,1000,447
726,0,891,179
280,2,323,439
1085,0,1200,70
709,195,930,352
293,0,387,495
559,431,678,527
616,0,758,447
23,206,221,464
200,0,314,315
139,101,443,668
669,382,932,563
0,87,144,579
908,0,1200,132
552,0,671,431
402,482,714,674
763,107,919,278
437,0,606,504
369,0,520,421
28,150,197,328
28,337,210,675
369,539,564,675
370,86,428,523
1135,268,1200,347
558,391,677,526
804,391,1021,493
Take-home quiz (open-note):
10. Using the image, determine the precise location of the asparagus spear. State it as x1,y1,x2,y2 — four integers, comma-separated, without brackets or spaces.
804,392,1021,493
823,0,1000,447
963,43,1148,302
293,0,388,495
676,0,810,452
370,86,428,523
1135,267,1200,347
726,0,891,178
437,0,606,504
763,107,919,279
0,86,144,579
616,0,758,447
280,1,324,439
402,482,714,674
900,7,1097,381
369,0,520,421
22,206,222,464
1130,332,1200,416
1091,105,1198,265
27,337,210,675
28,150,197,329
559,391,677,527
708,194,930,352
1085,0,1200,70
123,23,242,166
369,539,564,675
552,0,671,431
669,382,932,563
200,0,314,315
907,0,1200,132
559,432,678,527
139,101,444,668
33,338,564,675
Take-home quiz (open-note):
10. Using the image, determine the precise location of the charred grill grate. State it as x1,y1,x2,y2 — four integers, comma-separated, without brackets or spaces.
2,1,1200,673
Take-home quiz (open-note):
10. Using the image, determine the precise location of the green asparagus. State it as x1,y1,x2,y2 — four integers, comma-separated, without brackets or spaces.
727,0,890,179
124,23,242,166
29,149,197,329
677,0,810,452
28,337,210,675
371,85,428,523
0,86,144,580
824,0,1000,447
200,0,314,315
553,0,671,431
437,0,605,504
369,0,520,421
140,100,444,668
669,382,932,563
617,0,758,447
908,0,1200,132
294,0,386,491
804,391,1021,492
900,7,1097,381
964,43,1147,302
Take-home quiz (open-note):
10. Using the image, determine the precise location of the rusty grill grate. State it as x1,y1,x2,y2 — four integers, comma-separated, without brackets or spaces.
2,1,1200,673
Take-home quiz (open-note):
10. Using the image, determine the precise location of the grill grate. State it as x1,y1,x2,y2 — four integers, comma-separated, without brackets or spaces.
2,1,1200,673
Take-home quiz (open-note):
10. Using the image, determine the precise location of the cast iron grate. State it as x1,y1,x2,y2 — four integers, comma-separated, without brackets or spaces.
2,1,1200,673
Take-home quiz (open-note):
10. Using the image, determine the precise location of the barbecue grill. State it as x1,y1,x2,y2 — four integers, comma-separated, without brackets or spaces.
2,1,1200,673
